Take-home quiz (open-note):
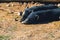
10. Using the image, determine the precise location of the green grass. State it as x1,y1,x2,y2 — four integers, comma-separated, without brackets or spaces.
0,35,10,40
7,26,17,32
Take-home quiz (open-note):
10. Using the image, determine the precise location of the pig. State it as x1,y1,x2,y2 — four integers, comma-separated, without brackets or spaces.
21,8,60,24
20,4,58,22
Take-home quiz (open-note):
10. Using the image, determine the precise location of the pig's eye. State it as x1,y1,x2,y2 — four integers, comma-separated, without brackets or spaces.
29,11,32,13
29,10,33,13
35,15,39,20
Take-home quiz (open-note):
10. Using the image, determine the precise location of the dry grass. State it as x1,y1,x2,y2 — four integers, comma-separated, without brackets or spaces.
0,2,60,40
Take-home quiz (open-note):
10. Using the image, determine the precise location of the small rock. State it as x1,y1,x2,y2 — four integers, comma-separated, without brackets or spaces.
57,4,60,7
8,10,14,14
6,4,14,7
26,6,29,9
15,17,20,21
6,4,10,7
11,4,14,7
20,12,23,16
15,18,18,21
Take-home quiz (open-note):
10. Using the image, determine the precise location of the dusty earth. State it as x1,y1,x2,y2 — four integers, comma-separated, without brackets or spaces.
0,2,60,40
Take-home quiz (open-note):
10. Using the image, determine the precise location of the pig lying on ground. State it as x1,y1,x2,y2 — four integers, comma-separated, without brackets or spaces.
21,8,60,24
20,4,58,22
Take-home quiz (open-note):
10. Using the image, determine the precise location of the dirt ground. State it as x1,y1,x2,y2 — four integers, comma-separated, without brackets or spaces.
0,2,60,40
